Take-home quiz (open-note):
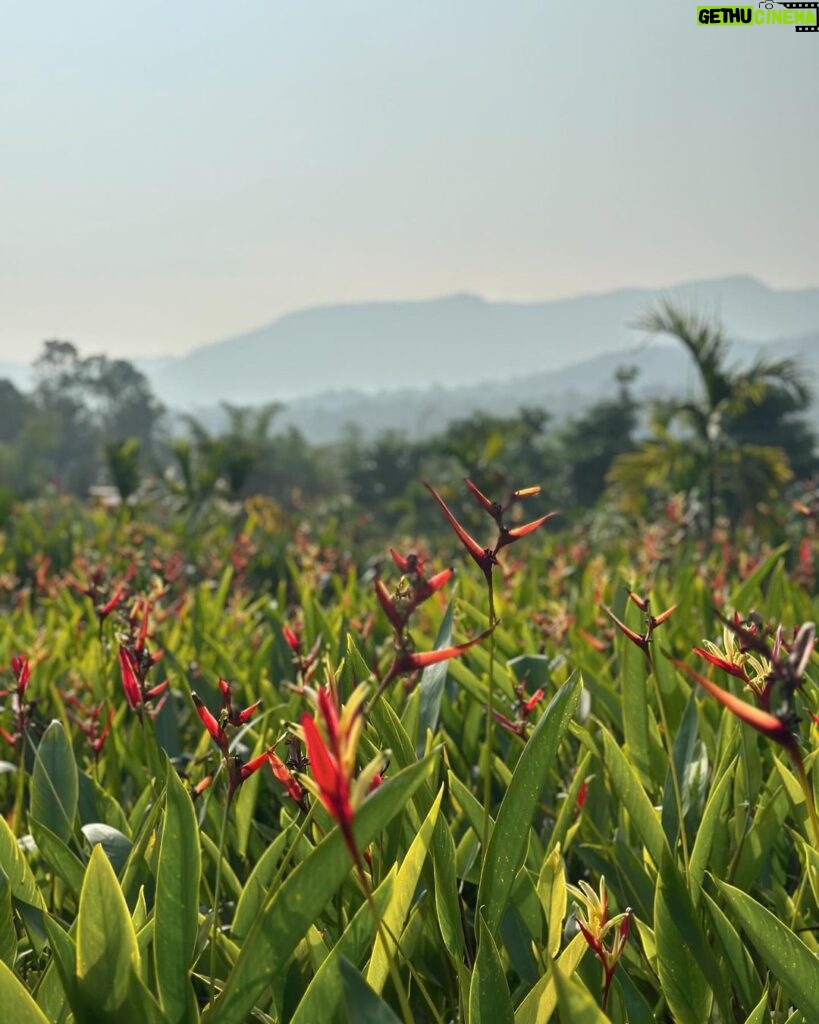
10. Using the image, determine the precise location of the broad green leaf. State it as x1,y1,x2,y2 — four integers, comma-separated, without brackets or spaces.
81,823,133,876
551,951,613,1023
601,727,669,868
619,597,652,784
432,814,464,960
0,815,46,909
715,879,819,1021
478,676,581,933
367,788,442,993
155,763,201,1024
536,845,566,958
730,543,789,610
30,721,78,845
469,911,515,1024
290,871,394,1024
416,599,454,754
0,868,16,968
0,958,50,1023
703,892,762,1012
30,819,85,896
655,849,730,1024
232,822,295,942
689,758,735,905
339,957,402,1024
76,843,141,1016
514,923,587,1023
205,751,437,1024
743,986,770,1024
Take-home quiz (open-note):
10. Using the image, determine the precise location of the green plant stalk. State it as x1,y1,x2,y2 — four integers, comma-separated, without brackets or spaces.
12,736,26,838
648,658,690,873
482,577,497,855
208,791,232,1008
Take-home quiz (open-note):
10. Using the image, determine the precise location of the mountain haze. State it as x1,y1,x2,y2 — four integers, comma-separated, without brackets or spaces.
137,275,819,409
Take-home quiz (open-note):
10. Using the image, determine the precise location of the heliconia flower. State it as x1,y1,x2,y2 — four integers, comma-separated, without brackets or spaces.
424,482,496,583
282,625,300,651
387,628,493,682
299,681,388,876
192,692,229,753
218,677,261,726
374,577,405,634
673,659,793,746
567,876,632,1011
603,599,676,659
692,646,749,683
523,688,545,714
465,478,503,522
496,512,558,551
97,585,127,621
603,606,648,653
268,750,304,804
118,647,142,711
192,775,213,801
10,656,30,695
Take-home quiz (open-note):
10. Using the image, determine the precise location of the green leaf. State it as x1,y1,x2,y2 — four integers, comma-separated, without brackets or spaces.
743,986,770,1024
551,952,613,1023
514,932,588,1024
688,758,735,906
81,823,133,876
416,599,454,754
30,819,85,896
367,788,442,993
76,843,141,1017
205,750,437,1024
0,868,16,968
702,891,762,1012
154,763,201,1024
340,957,402,1024
0,959,50,1023
715,879,819,1021
231,823,294,943
290,871,394,1024
0,815,46,909
730,542,789,610
536,845,566,958
619,598,652,784
469,911,515,1024
654,851,719,1024
30,721,79,845
432,814,464,960
478,676,581,933
601,727,669,868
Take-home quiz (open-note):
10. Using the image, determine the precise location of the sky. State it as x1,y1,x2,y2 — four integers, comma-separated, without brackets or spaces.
2,2,818,363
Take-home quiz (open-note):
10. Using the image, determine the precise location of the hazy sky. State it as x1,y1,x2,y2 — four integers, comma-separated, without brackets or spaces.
3,2,817,362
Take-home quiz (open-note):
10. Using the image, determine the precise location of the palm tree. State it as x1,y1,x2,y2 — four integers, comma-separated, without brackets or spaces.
607,301,813,530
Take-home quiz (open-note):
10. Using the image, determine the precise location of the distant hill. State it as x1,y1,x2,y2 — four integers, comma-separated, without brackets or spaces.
185,331,819,444
135,275,819,409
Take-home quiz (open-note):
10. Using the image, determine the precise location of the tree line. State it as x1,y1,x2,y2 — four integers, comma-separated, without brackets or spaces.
0,305,814,536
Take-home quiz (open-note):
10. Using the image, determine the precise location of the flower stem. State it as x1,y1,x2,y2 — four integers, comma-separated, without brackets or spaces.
208,791,231,1007
482,578,497,855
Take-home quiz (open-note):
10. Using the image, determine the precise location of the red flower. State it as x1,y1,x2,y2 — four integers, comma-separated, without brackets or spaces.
10,656,31,695
673,659,793,746
300,681,386,875
118,647,142,711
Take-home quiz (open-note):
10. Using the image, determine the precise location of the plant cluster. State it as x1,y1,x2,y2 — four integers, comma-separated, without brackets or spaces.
0,478,816,1023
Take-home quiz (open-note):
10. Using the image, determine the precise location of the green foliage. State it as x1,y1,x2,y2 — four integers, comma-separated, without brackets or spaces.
0,483,815,1023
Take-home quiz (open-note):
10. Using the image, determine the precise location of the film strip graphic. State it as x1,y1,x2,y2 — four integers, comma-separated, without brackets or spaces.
775,2,819,31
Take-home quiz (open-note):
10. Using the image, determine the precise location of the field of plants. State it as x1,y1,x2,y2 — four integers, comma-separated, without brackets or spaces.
0,482,817,1024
